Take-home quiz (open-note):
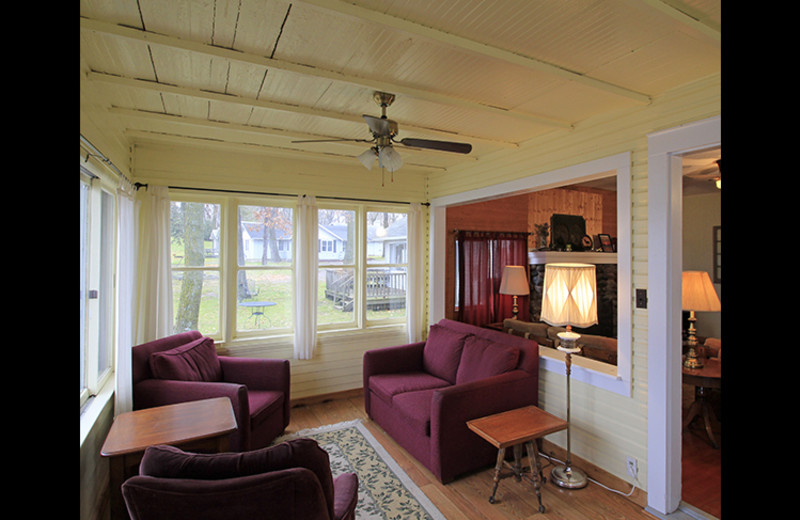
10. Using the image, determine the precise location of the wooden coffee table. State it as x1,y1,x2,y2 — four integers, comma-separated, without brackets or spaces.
101,397,238,520
467,405,568,513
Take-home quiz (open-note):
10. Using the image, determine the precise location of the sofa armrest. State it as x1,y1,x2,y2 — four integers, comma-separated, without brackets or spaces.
362,341,425,416
427,370,538,482
432,370,538,427
134,379,245,410
363,341,425,381
219,357,290,393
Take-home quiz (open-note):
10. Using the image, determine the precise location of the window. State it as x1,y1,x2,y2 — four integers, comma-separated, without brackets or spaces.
318,208,357,327
80,170,115,408
236,203,293,333
317,205,408,329
366,210,407,322
168,193,407,342
170,200,222,335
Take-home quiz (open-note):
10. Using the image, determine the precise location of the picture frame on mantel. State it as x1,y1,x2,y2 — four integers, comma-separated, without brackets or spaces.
597,233,615,252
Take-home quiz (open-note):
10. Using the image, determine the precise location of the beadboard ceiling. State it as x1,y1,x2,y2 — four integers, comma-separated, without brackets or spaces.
79,0,721,177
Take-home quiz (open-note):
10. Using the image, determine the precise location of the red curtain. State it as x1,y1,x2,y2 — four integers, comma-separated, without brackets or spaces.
456,231,530,326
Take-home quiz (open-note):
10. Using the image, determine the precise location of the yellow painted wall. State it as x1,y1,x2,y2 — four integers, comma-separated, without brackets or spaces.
428,73,721,489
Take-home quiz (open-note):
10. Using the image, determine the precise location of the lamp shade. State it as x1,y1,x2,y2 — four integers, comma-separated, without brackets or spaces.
499,266,530,296
357,148,378,170
540,263,598,328
682,271,721,312
378,145,403,172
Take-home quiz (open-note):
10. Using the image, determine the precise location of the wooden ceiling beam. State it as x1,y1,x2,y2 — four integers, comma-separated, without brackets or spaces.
80,17,572,129
295,0,652,104
87,70,518,148
108,106,479,160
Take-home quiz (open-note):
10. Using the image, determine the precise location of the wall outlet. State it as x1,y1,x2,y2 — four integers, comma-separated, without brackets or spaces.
626,456,638,478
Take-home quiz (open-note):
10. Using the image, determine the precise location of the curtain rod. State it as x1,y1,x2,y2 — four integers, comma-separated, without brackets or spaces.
135,183,429,206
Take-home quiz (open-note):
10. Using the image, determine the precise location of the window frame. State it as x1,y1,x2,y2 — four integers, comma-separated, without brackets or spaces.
233,197,296,338
169,194,226,338
80,167,116,409
429,152,632,396
314,202,410,332
168,191,410,345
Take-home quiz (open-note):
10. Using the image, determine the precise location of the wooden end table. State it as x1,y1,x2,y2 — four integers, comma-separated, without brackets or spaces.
682,357,722,448
467,405,568,513
101,397,238,520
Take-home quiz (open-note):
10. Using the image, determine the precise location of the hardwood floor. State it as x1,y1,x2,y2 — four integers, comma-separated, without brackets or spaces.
681,384,721,519
288,394,660,520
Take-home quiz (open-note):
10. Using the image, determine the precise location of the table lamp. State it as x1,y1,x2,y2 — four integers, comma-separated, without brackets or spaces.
499,265,530,319
540,262,598,489
682,271,721,369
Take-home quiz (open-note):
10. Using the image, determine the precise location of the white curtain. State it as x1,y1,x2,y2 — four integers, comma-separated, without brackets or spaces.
114,179,136,415
406,203,425,342
134,185,173,345
294,195,318,359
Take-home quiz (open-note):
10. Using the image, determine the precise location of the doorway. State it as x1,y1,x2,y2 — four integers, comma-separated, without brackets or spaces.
646,116,720,516
680,146,721,518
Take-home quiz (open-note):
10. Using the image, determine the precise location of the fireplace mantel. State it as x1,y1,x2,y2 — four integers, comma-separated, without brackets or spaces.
528,251,617,265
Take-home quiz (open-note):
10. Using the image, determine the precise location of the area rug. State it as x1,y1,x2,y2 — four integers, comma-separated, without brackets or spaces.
274,420,446,520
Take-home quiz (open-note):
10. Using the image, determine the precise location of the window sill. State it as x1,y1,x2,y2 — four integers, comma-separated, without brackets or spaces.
539,345,630,396
80,376,115,448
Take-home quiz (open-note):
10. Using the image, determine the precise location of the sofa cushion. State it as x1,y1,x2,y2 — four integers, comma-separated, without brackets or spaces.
392,389,435,437
149,336,222,382
423,324,471,383
455,336,520,384
369,372,450,405
248,390,285,426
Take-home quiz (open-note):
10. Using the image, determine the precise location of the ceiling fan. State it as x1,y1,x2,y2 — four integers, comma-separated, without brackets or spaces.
293,91,472,174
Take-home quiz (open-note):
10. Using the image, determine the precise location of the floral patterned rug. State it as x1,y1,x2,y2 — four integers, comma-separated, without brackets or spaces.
274,420,445,520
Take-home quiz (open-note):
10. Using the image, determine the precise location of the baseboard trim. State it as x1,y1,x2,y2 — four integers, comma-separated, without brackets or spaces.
540,438,648,509
290,387,363,408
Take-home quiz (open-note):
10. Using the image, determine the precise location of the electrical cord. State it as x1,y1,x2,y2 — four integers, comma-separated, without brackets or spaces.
537,450,639,497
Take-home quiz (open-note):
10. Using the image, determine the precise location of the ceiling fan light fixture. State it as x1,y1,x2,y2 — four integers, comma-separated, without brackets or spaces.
357,148,378,170
378,145,403,172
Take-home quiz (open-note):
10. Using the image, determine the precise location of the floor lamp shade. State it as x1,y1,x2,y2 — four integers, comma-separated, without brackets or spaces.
540,263,598,329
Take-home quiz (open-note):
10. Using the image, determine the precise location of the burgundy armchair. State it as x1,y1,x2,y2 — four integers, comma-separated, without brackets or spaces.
122,439,358,520
132,331,290,451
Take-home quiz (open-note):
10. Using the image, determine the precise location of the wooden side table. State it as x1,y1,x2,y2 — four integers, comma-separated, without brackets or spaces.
682,357,722,448
101,397,238,520
467,405,568,513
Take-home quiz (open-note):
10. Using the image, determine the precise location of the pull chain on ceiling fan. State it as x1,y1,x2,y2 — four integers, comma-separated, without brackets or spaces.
294,91,472,183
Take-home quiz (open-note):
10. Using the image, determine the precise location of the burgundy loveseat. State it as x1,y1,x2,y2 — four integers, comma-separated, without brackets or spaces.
363,319,539,483
132,331,290,452
122,439,358,520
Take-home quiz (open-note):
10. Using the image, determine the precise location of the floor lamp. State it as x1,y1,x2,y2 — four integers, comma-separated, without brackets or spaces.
540,262,598,489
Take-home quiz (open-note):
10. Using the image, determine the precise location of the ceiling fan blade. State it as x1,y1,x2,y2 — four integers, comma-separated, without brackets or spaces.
363,114,392,136
397,138,472,154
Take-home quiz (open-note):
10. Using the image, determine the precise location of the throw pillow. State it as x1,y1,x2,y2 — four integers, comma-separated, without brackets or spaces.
456,335,519,384
149,336,222,382
422,324,471,384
